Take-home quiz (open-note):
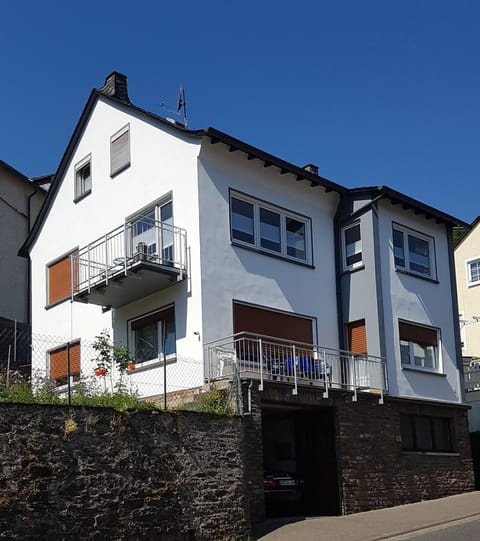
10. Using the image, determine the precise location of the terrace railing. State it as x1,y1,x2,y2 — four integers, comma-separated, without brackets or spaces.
204,332,387,402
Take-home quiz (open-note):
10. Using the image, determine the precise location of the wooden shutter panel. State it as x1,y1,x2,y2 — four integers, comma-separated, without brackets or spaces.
48,254,75,305
50,342,81,380
348,320,367,354
111,129,130,174
233,303,313,344
399,322,437,347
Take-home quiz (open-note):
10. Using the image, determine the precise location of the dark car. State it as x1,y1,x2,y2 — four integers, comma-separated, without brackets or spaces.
263,471,303,501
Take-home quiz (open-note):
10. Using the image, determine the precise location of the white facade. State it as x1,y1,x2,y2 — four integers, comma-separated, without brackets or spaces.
26,74,465,405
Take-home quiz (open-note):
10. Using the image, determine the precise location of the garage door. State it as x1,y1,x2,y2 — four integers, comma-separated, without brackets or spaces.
233,302,314,344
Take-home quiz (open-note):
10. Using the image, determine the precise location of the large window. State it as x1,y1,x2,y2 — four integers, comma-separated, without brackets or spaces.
49,341,81,388
393,225,435,279
110,124,130,176
342,223,362,270
47,250,78,306
467,258,480,286
130,306,176,366
400,414,453,452
230,192,311,264
74,155,91,201
399,321,439,371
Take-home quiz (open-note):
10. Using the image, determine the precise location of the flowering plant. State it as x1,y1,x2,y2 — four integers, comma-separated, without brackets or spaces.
127,363,136,371
95,368,107,377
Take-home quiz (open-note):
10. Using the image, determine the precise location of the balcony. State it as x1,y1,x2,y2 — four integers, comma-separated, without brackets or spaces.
71,218,188,308
204,333,388,402
465,368,480,392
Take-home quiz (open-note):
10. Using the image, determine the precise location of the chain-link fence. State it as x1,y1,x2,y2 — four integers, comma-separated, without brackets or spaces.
0,330,242,414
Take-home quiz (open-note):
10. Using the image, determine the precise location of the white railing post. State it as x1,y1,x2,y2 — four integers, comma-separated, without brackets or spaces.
292,344,298,395
87,245,91,293
352,355,357,402
123,223,128,275
323,350,329,399
258,338,263,391
104,233,109,284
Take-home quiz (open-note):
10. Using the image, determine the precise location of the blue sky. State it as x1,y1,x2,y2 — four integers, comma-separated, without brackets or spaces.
2,1,479,222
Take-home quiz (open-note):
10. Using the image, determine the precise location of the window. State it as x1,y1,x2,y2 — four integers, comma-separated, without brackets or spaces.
74,155,91,200
343,223,362,270
399,321,439,371
110,124,130,176
467,258,480,286
130,306,176,366
130,199,173,263
49,341,80,387
47,250,78,306
230,192,311,264
393,225,435,279
400,414,453,452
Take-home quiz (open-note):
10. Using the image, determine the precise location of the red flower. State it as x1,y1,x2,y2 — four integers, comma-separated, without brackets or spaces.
127,363,136,371
95,368,107,376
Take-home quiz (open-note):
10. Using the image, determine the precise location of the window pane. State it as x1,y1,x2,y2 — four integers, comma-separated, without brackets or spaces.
231,198,254,244
162,310,176,357
260,208,281,252
161,201,174,262
415,416,433,450
400,415,414,449
345,225,362,266
393,229,405,268
135,322,158,363
412,342,436,368
132,210,156,255
286,218,306,259
111,130,130,175
400,340,411,364
76,162,91,197
433,418,452,452
408,235,430,275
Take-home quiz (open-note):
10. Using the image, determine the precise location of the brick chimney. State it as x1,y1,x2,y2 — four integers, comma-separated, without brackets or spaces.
303,163,319,175
98,71,130,104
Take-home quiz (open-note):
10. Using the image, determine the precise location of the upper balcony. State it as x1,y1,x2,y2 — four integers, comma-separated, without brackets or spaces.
204,332,388,402
71,217,188,308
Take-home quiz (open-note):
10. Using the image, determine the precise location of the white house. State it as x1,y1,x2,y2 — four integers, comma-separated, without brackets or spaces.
20,72,474,520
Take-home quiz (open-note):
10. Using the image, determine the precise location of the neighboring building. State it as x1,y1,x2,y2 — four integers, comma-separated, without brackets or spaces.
20,72,474,521
454,218,480,430
0,161,47,370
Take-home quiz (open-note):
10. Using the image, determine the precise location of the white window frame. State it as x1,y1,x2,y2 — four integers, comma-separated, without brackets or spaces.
399,320,441,373
392,224,436,280
466,257,480,287
129,305,176,369
110,124,130,177
229,191,312,264
74,154,92,201
342,222,363,271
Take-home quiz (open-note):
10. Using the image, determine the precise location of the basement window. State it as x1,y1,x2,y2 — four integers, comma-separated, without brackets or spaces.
400,414,453,453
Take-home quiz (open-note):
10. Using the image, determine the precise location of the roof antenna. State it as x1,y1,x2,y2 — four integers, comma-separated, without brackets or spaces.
176,84,187,128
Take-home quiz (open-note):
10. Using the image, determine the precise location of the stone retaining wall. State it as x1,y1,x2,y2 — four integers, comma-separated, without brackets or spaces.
0,404,251,540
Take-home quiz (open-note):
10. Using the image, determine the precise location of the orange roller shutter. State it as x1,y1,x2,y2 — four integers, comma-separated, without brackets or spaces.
48,252,78,305
233,302,313,344
348,320,367,354
50,342,81,379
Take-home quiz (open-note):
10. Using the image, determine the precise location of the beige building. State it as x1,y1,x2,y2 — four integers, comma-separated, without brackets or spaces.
455,217,480,362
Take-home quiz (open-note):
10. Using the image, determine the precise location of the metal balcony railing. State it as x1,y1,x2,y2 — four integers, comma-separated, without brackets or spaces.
464,369,480,392
71,218,188,297
204,332,388,402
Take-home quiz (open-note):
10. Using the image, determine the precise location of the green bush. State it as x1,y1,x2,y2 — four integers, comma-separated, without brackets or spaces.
196,389,231,415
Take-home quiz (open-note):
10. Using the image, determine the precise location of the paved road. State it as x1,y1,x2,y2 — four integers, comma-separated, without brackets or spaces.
383,515,480,540
254,491,480,541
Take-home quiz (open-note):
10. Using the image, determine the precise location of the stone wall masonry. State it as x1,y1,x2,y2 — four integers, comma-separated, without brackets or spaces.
336,398,475,514
0,404,251,540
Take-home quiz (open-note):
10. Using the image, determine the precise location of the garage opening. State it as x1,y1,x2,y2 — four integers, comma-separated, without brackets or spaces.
262,406,339,517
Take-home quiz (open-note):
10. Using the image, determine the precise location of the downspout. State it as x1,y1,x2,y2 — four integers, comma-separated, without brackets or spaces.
25,184,38,343
334,193,348,355
447,224,466,402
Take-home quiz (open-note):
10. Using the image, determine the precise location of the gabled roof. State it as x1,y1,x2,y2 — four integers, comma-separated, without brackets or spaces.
19,72,345,257
453,216,480,248
0,160,29,183
349,185,468,228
